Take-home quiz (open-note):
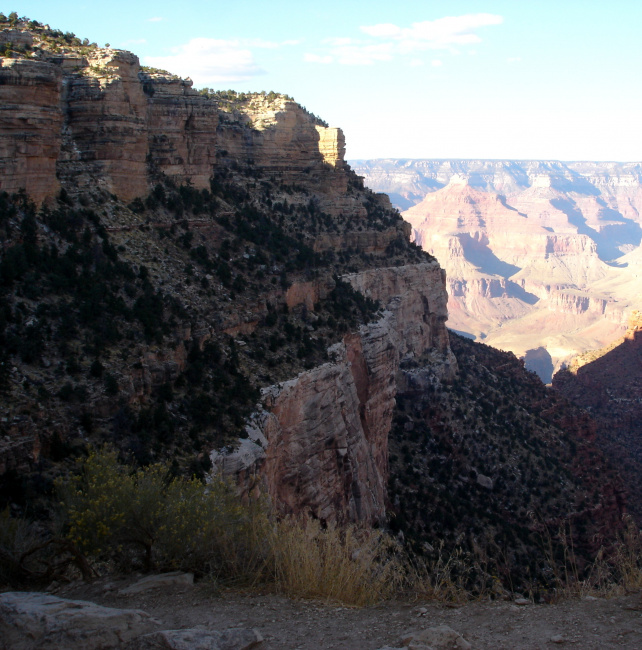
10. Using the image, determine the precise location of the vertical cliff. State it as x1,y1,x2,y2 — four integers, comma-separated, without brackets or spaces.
213,261,455,524
0,57,63,202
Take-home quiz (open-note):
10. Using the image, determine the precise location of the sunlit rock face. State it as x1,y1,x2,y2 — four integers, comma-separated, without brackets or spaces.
0,48,354,210
354,159,642,382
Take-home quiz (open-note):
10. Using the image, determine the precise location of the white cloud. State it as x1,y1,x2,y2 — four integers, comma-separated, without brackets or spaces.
361,13,503,52
507,56,522,63
431,59,443,67
333,42,393,65
147,17,163,22
323,37,353,47
359,23,402,38
144,38,267,84
305,13,502,68
306,40,392,66
409,58,424,67
304,53,333,64
243,38,300,50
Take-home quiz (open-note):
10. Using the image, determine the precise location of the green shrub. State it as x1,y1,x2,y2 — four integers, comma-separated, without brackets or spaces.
56,449,272,579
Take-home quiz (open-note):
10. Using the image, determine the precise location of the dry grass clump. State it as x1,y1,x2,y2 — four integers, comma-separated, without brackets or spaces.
30,449,403,606
543,517,642,601
272,516,405,606
407,543,487,603
5,448,642,607
0,507,42,584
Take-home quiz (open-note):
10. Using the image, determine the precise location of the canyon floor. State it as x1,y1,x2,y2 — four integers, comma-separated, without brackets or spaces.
39,576,642,649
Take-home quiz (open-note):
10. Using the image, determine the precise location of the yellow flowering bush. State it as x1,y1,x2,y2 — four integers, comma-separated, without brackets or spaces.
56,449,272,579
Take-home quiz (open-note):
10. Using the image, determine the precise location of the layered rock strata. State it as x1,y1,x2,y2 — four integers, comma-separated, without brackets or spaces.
0,57,63,202
0,23,450,527
0,43,359,215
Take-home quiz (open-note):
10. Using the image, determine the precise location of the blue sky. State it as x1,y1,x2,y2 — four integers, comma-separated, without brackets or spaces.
7,1,642,161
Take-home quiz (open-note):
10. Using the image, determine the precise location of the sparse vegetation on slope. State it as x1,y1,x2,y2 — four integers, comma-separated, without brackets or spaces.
388,333,625,596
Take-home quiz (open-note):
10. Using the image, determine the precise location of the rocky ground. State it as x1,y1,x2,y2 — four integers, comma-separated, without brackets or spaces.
13,574,642,649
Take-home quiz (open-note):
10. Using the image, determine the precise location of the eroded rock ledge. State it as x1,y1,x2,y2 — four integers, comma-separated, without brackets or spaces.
0,49,355,214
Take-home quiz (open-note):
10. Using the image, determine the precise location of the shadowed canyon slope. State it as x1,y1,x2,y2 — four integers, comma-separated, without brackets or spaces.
553,311,642,523
352,159,642,381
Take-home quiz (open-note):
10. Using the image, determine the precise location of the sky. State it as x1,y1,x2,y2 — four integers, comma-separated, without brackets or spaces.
7,1,642,161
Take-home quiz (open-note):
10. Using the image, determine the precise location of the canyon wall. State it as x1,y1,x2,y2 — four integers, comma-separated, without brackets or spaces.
213,262,454,524
0,43,360,217
0,24,453,526
0,57,63,202
353,159,642,381
553,310,642,523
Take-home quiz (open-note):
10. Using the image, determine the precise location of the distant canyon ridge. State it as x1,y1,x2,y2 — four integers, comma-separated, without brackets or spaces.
351,159,642,381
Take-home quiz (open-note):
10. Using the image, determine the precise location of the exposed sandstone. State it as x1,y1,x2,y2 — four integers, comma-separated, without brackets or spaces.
343,262,452,360
0,24,451,529
212,263,454,523
144,73,218,190
0,57,63,202
0,39,356,208
214,312,398,524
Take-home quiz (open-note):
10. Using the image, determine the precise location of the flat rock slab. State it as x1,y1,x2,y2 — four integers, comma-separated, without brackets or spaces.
127,627,263,649
119,572,194,596
0,591,158,650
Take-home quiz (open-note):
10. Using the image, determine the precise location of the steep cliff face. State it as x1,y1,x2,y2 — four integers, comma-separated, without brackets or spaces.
213,262,455,524
0,57,63,202
0,30,356,213
144,72,219,191
0,44,222,201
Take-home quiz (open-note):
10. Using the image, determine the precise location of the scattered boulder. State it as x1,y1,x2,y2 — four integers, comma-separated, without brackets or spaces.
126,627,263,650
0,592,158,650
399,625,472,649
118,572,194,596
476,473,493,490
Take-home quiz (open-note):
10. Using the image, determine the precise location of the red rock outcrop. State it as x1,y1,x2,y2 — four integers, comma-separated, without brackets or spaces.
0,57,63,202
0,24,454,527
57,50,150,201
213,263,454,524
144,73,219,190
0,37,356,210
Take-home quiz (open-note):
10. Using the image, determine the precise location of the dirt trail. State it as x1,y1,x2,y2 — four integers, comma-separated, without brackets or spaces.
53,577,642,649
